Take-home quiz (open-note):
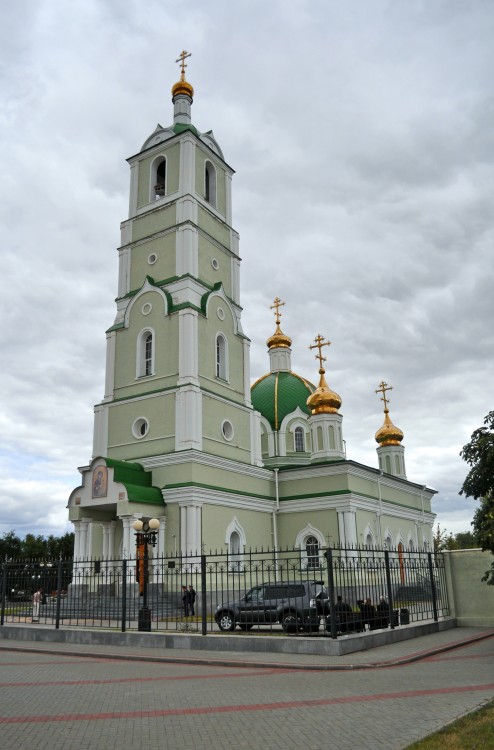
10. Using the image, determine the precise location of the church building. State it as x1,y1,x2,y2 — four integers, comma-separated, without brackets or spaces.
68,54,436,567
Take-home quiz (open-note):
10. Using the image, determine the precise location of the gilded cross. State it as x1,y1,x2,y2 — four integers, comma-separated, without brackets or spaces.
270,297,285,325
175,50,192,80
309,334,331,372
375,380,393,411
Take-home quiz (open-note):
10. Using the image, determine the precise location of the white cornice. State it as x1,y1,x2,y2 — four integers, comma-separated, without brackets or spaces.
164,485,274,513
279,462,436,499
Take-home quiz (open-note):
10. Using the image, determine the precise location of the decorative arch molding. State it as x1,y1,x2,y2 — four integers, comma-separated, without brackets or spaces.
362,524,375,549
225,517,246,571
280,408,310,435
295,524,325,571
224,516,246,548
201,284,239,334
383,527,393,549
259,415,275,457
124,277,170,328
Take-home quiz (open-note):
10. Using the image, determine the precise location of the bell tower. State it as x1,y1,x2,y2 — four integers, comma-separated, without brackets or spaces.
93,53,260,467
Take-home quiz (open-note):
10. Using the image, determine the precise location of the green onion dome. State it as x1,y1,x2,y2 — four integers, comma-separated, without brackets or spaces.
251,371,315,431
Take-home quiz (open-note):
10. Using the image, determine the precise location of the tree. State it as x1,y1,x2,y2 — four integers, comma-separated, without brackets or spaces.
460,410,494,584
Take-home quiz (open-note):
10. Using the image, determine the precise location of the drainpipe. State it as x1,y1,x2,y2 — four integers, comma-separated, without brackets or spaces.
377,471,383,545
273,468,280,577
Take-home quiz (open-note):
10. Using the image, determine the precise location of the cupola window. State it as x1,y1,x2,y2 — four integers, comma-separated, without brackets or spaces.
294,426,305,452
205,161,217,208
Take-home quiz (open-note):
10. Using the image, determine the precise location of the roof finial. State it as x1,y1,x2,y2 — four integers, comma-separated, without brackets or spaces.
309,334,331,374
172,50,194,101
374,380,404,446
266,297,292,350
175,50,192,81
306,335,341,414
375,380,393,413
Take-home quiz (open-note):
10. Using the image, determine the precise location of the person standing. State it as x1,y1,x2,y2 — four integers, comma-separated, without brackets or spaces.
32,588,42,623
181,585,190,617
188,585,196,616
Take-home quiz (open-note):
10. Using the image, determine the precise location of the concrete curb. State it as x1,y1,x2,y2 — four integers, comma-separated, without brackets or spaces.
0,621,492,671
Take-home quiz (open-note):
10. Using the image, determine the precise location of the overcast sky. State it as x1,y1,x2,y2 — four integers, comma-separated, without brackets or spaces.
1,0,493,541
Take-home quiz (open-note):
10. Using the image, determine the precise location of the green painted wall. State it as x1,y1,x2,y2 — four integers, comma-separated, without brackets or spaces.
198,234,231,297
132,205,176,242
201,505,273,552
195,152,227,217
198,299,245,402
107,392,176,460
130,234,176,290
202,393,252,463
277,509,339,548
136,143,181,209
198,206,230,247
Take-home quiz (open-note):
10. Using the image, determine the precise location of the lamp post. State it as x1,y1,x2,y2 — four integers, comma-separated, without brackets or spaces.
132,518,160,632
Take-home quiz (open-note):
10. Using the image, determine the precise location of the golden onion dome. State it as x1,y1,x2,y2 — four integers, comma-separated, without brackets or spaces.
267,297,292,349
375,409,404,446
307,372,342,414
171,79,194,99
172,50,194,99
267,323,292,350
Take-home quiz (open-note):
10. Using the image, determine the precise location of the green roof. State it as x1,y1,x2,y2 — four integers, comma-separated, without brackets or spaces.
104,458,164,506
251,371,315,431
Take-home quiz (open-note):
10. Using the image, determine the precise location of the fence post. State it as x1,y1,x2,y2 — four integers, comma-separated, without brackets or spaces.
384,550,395,629
325,548,337,639
121,559,127,632
427,552,438,621
55,559,63,630
201,554,207,636
0,559,7,626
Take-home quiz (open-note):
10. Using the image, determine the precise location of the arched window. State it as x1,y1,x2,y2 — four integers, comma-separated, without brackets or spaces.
294,426,305,452
305,536,320,569
154,159,166,198
137,329,154,378
215,333,228,380
205,161,217,207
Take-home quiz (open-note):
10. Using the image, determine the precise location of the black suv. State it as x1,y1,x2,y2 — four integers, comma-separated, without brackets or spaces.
215,581,329,633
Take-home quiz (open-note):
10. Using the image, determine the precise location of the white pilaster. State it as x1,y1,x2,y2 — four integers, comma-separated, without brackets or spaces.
176,224,199,277
178,309,199,386
128,161,139,217
175,385,203,451
93,404,109,458
243,338,252,407
179,136,195,195
225,172,232,225
104,332,116,401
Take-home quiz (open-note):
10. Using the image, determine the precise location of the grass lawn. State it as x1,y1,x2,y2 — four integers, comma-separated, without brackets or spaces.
404,699,494,749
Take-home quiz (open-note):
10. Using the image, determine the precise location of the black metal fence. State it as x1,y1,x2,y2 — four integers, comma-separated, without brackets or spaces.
0,545,449,637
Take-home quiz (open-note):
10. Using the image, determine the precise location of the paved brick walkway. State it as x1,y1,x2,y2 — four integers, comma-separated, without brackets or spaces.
0,628,493,750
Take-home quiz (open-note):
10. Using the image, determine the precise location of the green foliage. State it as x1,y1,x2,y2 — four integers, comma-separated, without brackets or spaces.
433,525,479,553
460,410,494,585
0,531,74,561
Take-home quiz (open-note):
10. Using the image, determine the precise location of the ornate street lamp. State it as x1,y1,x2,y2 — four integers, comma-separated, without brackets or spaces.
132,518,160,632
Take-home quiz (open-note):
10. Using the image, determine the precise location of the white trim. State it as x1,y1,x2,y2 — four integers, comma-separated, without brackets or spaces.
150,154,167,202
135,327,155,378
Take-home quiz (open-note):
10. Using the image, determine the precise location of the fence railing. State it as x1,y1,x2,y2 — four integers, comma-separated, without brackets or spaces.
0,545,449,638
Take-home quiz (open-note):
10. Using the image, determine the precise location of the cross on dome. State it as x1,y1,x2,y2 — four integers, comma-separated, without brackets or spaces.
270,297,285,325
375,380,393,412
309,334,331,374
175,50,192,80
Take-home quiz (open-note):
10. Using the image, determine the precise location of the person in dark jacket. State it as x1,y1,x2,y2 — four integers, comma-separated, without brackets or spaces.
181,585,190,617
188,585,196,616
375,595,389,629
360,597,376,630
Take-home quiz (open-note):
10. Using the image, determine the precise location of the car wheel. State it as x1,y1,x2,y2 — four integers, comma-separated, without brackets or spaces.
217,611,236,631
281,611,302,634
238,623,253,631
